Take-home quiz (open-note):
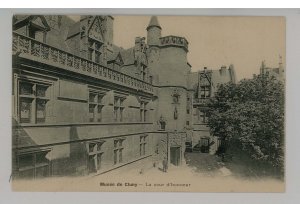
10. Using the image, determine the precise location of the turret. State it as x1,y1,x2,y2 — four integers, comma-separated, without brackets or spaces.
146,16,161,47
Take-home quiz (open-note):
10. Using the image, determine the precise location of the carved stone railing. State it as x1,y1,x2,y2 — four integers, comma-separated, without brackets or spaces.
12,32,154,94
159,35,188,52
192,98,211,105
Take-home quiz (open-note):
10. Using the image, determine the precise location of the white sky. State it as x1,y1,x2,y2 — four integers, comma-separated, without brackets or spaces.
68,15,285,81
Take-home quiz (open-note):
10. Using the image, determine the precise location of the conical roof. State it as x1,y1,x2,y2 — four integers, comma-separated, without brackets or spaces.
147,16,161,30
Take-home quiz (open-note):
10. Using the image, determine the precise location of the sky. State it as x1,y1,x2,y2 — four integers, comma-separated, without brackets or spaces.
69,15,285,81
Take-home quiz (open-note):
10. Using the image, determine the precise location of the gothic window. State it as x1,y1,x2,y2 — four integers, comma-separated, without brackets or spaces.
198,110,207,123
87,140,104,173
149,76,153,84
114,96,125,122
187,108,190,114
140,135,147,156
88,38,102,63
113,138,125,165
17,150,51,180
172,89,180,104
28,24,46,43
200,86,210,98
18,81,50,124
140,101,148,122
141,65,147,81
88,91,104,122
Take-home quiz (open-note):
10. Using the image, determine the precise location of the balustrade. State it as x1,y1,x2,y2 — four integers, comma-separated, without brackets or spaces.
13,32,154,94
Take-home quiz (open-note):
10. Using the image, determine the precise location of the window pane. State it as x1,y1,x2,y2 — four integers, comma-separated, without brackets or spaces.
19,154,34,169
119,149,122,163
88,49,93,61
97,143,102,151
19,82,33,95
35,166,49,179
89,105,95,122
140,110,143,121
35,31,44,42
20,98,32,123
140,144,142,156
97,95,103,104
114,150,118,164
119,140,123,147
205,89,210,97
120,99,124,106
114,108,118,121
36,99,47,123
35,151,49,166
114,98,119,106
95,52,100,63
36,85,48,97
143,143,146,155
89,93,96,102
89,143,95,153
88,155,96,173
120,108,123,122
144,110,147,122
18,169,34,180
97,153,102,170
97,106,102,122
114,140,118,148
95,42,101,50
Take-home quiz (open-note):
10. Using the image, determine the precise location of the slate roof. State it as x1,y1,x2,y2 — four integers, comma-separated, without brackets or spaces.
120,47,136,65
147,16,161,30
66,21,80,39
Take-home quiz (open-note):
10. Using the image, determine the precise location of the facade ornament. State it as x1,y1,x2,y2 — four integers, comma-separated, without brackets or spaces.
174,107,178,120
172,88,180,103
158,115,166,130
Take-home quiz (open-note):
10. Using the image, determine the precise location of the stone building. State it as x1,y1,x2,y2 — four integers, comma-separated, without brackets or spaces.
260,57,285,83
188,66,236,154
12,15,236,180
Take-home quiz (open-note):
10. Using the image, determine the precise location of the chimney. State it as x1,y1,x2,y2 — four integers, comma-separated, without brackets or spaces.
135,37,141,52
220,65,227,76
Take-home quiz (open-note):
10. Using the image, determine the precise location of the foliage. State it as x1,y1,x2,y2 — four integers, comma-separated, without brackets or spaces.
208,74,284,171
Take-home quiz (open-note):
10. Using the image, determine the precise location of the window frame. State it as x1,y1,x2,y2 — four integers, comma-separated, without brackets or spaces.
17,149,51,180
113,138,125,165
86,140,105,173
113,96,125,122
140,101,148,122
139,135,147,156
88,37,103,64
17,79,52,124
88,90,105,123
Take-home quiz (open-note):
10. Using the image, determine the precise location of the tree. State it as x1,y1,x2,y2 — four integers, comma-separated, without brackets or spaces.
207,74,284,173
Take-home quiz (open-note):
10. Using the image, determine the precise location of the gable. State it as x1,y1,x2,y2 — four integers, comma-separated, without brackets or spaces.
31,16,46,28
199,72,211,86
88,17,104,42
13,15,50,31
115,53,124,65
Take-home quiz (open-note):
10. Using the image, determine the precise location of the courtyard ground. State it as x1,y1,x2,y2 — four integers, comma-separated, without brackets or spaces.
12,152,285,192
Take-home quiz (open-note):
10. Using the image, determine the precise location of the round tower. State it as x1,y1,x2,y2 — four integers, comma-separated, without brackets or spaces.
146,16,161,47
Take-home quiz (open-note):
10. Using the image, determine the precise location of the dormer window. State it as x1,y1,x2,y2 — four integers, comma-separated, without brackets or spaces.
13,16,50,43
88,38,102,63
28,24,46,42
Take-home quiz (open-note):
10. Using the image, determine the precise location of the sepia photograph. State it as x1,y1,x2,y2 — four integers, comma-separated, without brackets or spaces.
11,14,285,192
